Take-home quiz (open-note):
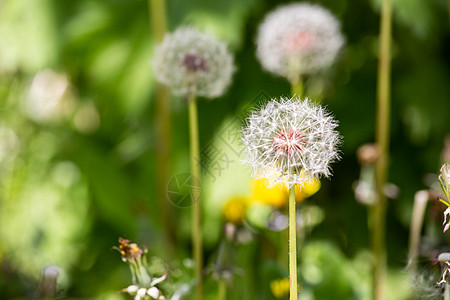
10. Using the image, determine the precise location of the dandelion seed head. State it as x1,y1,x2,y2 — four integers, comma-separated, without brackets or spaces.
410,267,443,299
153,27,235,99
256,3,344,80
241,97,341,188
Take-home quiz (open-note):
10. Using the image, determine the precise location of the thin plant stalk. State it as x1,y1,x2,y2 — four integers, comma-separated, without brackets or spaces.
286,80,302,298
372,0,392,298
291,77,304,98
218,279,226,300
188,93,204,300
407,190,428,274
276,81,304,268
147,0,177,255
448,0,450,25
289,185,298,299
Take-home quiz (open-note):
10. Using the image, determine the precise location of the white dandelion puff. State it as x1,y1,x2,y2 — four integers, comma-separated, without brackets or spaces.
241,97,341,188
256,3,345,82
152,27,235,99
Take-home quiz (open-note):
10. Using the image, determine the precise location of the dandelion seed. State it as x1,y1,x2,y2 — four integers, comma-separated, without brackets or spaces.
256,3,344,82
241,97,341,188
153,27,235,99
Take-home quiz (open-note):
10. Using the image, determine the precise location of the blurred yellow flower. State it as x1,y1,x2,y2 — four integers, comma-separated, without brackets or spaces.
251,176,321,207
295,176,321,202
251,178,288,208
222,197,248,224
270,278,290,299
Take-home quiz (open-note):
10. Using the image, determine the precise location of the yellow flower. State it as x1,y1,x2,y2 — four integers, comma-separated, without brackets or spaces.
270,278,290,298
251,176,321,207
222,197,248,224
295,177,321,202
251,178,288,208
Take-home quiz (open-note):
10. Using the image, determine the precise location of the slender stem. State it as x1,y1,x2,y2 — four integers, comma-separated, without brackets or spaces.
188,94,204,300
289,186,298,300
448,0,450,25
291,77,303,98
288,82,301,299
148,0,167,41
218,279,227,300
148,0,177,255
372,0,392,298
407,190,428,274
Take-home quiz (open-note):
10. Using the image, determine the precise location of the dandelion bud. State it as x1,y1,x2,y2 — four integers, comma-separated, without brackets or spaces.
256,3,344,82
241,97,341,188
126,285,139,294
153,27,235,99
137,288,148,299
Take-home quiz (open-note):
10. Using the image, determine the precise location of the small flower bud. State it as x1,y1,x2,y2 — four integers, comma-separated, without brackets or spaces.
126,285,139,294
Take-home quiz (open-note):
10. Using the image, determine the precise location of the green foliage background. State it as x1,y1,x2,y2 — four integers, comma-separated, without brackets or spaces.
0,0,449,299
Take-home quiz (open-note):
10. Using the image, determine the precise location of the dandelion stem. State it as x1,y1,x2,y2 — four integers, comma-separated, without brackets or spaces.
188,93,204,300
291,77,304,98
289,185,298,299
147,0,177,256
448,0,450,25
372,0,392,297
218,279,227,300
288,80,301,298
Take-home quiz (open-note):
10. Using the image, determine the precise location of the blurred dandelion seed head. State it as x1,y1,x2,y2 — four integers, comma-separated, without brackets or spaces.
256,3,344,81
25,69,75,123
153,27,234,99
241,97,341,188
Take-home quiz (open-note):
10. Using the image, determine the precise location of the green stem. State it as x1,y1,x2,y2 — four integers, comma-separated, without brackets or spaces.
188,94,204,300
289,186,298,299
148,0,177,256
407,191,428,275
148,0,167,41
218,279,227,300
291,77,303,98
372,0,392,298
448,0,450,25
